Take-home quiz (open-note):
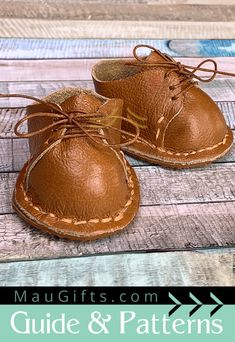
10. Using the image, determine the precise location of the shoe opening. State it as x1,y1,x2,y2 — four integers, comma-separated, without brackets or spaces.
39,87,107,105
92,60,141,82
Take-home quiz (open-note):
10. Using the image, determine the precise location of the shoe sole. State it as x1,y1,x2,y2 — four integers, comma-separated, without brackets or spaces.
122,127,233,169
12,159,140,241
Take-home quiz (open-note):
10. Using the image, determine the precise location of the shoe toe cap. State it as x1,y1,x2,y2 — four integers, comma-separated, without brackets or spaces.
163,87,229,153
26,139,132,222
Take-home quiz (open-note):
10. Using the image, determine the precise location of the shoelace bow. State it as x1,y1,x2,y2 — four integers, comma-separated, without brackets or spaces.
132,44,235,100
0,93,140,148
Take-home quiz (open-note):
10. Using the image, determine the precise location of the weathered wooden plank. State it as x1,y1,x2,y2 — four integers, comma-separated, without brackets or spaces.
1,2,234,21
1,100,234,139
0,78,235,112
0,39,234,59
0,108,26,138
0,129,234,172
0,249,234,286
0,173,13,214
0,139,12,172
169,39,235,57
0,38,174,59
0,59,92,81
217,101,235,129
12,138,28,172
157,0,235,3
136,164,235,206
1,1,234,5
0,201,234,261
1,163,235,214
0,81,92,108
0,19,234,39
0,57,234,82
0,104,234,172
149,1,235,3
0,130,234,173
0,79,234,108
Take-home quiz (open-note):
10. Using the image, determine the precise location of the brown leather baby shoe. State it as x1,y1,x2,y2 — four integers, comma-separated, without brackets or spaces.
0,88,140,240
92,44,234,168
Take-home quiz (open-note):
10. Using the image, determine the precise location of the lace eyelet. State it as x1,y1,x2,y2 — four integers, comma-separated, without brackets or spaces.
169,85,175,91
171,96,177,101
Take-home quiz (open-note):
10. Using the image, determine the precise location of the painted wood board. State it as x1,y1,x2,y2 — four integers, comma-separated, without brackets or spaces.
1,163,235,215
1,2,234,21
0,129,235,173
0,57,234,82
154,0,235,4
1,1,234,5
149,1,234,4
0,249,235,286
0,39,235,60
0,200,235,262
1,100,234,139
0,130,235,173
0,38,176,59
151,1,235,3
0,78,235,109
169,39,235,58
0,19,234,39
0,133,233,173
0,139,12,172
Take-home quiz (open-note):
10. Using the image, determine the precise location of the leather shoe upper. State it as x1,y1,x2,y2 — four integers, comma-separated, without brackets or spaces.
25,90,132,221
92,46,232,161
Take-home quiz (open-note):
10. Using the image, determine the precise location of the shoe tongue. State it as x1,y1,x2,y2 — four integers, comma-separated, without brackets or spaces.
145,50,169,63
60,93,102,113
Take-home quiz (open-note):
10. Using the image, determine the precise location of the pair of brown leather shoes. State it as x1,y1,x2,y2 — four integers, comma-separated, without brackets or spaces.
1,45,234,241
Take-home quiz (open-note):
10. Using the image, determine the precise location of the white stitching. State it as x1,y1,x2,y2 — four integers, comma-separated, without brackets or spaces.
155,128,160,141
22,161,135,225
136,133,230,156
157,116,165,124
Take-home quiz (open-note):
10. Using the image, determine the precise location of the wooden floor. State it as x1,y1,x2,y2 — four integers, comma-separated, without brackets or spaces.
0,0,235,286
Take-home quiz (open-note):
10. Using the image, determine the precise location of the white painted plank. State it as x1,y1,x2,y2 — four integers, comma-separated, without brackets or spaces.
1,0,234,5
0,2,233,21
0,79,234,110
0,19,234,39
0,57,234,81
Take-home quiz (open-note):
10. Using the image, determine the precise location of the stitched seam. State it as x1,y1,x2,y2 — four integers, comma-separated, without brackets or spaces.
137,133,229,156
21,158,134,225
156,116,165,142
161,103,184,148
25,128,67,191
112,148,129,182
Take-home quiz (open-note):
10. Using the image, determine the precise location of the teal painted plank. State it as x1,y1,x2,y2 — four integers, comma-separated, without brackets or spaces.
0,39,235,59
0,249,234,286
169,39,235,57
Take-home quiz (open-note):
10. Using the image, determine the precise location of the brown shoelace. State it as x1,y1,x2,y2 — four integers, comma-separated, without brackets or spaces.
132,44,235,101
0,93,140,148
